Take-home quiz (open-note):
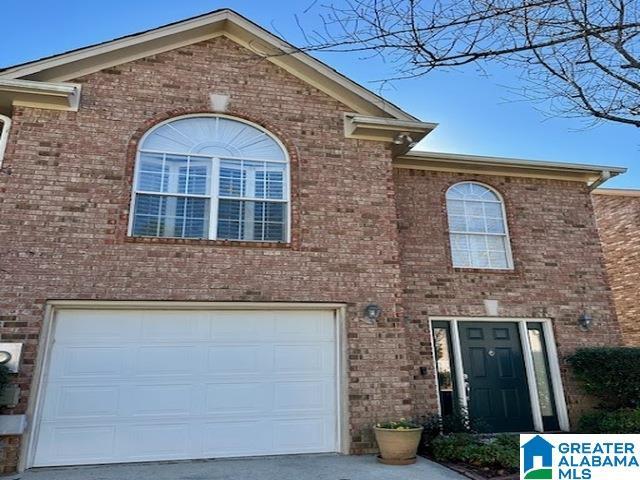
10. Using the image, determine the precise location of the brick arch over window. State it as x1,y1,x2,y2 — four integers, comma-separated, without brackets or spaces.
445,181,513,270
121,109,301,248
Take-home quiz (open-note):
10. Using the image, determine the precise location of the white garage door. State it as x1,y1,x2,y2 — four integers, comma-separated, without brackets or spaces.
33,308,338,467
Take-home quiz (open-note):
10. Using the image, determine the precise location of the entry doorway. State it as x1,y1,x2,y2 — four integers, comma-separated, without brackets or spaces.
431,317,568,433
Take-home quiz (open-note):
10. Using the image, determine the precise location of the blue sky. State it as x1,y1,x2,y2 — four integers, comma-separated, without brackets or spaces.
2,0,638,187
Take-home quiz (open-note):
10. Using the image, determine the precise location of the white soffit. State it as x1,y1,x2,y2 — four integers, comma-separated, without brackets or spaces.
0,79,81,113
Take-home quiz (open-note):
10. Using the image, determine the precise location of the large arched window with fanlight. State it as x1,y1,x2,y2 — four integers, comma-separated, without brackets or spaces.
446,182,513,269
129,115,290,242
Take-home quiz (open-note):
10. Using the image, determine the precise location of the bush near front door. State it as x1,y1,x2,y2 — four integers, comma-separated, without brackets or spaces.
568,347,640,433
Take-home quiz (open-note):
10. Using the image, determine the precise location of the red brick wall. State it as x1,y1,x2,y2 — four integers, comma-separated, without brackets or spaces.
0,36,411,471
0,34,622,472
592,193,640,346
394,169,621,424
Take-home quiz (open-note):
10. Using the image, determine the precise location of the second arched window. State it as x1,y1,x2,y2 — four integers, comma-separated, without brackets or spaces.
446,182,513,269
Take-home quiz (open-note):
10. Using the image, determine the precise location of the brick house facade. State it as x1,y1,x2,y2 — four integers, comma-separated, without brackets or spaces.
592,190,640,346
0,9,626,473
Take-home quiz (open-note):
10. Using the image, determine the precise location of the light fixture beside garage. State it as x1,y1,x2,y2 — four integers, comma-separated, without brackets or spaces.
0,343,22,373
363,304,382,324
578,311,593,331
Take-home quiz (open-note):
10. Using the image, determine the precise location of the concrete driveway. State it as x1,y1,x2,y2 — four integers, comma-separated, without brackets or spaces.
4,454,464,480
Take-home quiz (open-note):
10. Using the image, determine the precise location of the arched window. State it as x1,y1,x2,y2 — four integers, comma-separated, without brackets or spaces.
446,182,513,269
130,115,289,242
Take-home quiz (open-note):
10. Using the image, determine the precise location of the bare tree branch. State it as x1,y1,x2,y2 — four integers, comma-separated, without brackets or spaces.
294,0,640,127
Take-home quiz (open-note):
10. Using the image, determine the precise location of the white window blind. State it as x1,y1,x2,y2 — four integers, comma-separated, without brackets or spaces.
446,182,513,269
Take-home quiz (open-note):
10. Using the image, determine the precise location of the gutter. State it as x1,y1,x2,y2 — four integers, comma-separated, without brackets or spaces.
396,150,627,185
592,188,640,197
0,114,11,168
588,170,611,191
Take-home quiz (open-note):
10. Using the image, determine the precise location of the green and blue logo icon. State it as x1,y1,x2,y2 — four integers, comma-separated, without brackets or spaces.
521,435,554,479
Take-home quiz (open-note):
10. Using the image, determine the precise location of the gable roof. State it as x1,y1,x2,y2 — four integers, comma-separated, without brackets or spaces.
0,9,628,186
0,9,416,121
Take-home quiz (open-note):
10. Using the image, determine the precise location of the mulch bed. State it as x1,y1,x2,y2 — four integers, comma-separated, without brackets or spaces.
443,461,519,480
422,455,519,480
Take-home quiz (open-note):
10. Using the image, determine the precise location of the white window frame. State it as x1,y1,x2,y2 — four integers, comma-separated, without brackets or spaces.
446,181,514,270
128,114,291,243
429,316,570,433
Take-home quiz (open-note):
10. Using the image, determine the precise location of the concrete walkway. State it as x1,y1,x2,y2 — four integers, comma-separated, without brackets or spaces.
4,454,464,480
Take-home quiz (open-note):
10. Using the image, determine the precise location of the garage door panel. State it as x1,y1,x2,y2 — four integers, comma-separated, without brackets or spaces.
273,344,333,374
274,311,335,339
273,418,329,451
207,345,262,374
208,312,275,339
140,311,206,341
54,346,127,378
37,424,117,464
54,310,138,341
45,385,120,419
134,345,200,376
201,420,269,456
128,384,194,416
205,382,268,414
118,423,191,459
34,308,339,467
274,381,327,411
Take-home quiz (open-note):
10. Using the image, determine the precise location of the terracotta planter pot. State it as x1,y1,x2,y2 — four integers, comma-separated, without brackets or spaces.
374,426,424,465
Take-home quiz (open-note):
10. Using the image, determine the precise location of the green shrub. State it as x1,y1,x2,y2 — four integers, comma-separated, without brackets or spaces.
431,433,519,471
578,409,640,433
420,409,495,456
567,347,640,409
420,408,490,446
375,418,420,430
431,433,476,463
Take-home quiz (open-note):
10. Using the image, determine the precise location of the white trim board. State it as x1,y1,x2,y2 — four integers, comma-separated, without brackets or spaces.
429,316,570,433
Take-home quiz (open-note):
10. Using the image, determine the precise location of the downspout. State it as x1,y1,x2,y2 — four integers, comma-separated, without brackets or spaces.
589,170,611,191
0,114,11,169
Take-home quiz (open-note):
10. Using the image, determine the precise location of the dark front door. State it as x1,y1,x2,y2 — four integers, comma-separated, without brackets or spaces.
458,322,533,432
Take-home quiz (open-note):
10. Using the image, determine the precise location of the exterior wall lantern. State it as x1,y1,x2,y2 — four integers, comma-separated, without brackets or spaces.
0,343,22,373
578,312,593,331
363,304,382,325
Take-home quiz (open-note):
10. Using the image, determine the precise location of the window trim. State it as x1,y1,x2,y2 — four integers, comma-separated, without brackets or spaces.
128,114,292,243
445,181,514,270
431,321,457,417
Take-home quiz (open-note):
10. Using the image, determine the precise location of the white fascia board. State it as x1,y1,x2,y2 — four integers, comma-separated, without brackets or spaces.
396,150,627,184
344,114,438,143
592,188,640,196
